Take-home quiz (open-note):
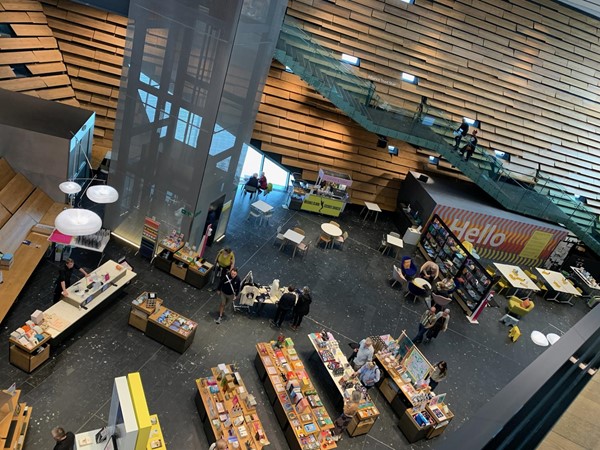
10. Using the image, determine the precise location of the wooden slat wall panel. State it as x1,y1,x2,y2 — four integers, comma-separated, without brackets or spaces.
40,0,126,167
0,0,77,105
278,0,600,214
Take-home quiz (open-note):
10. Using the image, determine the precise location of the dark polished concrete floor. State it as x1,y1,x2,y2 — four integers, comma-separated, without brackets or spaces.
0,190,589,450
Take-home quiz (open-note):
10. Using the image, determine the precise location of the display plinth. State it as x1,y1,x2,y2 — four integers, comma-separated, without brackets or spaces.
145,305,197,353
9,332,51,373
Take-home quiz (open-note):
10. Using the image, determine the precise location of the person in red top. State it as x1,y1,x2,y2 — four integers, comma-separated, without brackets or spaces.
258,172,268,192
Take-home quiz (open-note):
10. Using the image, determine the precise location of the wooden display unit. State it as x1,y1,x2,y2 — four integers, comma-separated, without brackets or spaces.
153,241,214,290
129,293,164,333
255,340,336,450
0,390,32,450
145,305,197,353
9,333,51,373
307,333,379,437
195,364,269,449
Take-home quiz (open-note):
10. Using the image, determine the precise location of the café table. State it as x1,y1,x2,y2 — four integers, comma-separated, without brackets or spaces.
386,234,404,258
279,229,305,258
361,201,381,223
249,200,273,225
494,263,540,297
320,223,342,249
536,267,581,305
406,277,431,303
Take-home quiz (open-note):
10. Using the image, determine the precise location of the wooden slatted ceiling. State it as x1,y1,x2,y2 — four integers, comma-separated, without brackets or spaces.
40,0,126,167
0,1,77,105
278,0,600,213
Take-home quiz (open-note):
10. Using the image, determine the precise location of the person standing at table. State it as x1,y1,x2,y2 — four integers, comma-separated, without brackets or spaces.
271,285,297,328
215,267,240,324
209,439,227,450
426,361,448,391
330,390,362,442
425,309,450,343
355,361,381,388
291,286,312,331
53,258,88,303
51,426,75,450
348,337,374,369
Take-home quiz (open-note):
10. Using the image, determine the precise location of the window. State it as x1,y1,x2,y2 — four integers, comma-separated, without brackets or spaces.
401,72,418,84
10,64,31,78
494,150,510,161
341,54,360,66
429,156,439,164
0,24,15,38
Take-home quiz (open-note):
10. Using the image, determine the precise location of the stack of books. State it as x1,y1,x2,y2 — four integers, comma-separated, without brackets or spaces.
0,253,13,270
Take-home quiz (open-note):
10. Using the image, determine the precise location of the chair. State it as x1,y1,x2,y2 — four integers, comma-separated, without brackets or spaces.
486,265,496,276
379,233,390,255
247,208,262,225
536,280,549,298
263,210,273,226
508,325,521,342
431,292,453,310
334,231,348,249
524,269,537,281
263,183,273,197
274,225,285,246
390,231,400,238
318,233,332,249
329,221,340,228
391,265,404,288
405,280,428,303
296,240,311,259
243,185,258,199
293,227,305,235
507,296,535,318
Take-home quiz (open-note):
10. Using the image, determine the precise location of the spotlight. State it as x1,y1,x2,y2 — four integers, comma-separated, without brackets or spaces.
377,135,388,148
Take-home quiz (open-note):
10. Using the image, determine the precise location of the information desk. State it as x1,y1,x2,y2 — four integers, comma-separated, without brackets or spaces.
154,244,213,290
9,260,136,373
374,334,454,442
195,364,269,449
307,333,379,437
255,341,336,450
145,305,197,353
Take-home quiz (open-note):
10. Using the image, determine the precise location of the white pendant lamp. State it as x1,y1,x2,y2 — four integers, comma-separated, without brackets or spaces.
55,208,102,236
59,181,82,194
86,185,119,204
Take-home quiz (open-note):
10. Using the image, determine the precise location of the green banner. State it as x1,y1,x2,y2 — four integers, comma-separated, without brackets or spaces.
301,194,344,217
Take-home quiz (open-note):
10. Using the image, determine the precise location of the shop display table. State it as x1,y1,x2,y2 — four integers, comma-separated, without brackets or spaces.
494,263,539,295
535,268,581,305
307,333,379,437
255,340,337,450
128,292,164,332
154,243,214,290
374,334,453,442
145,305,198,353
0,390,32,450
8,260,136,372
195,364,269,449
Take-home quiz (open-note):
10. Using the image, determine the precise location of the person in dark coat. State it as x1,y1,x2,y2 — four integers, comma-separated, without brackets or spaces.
453,120,469,150
425,309,450,343
245,173,259,189
291,286,312,330
53,258,88,303
52,427,75,450
460,130,478,161
271,286,297,328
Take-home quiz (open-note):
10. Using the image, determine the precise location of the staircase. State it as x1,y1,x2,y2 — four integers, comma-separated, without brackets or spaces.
274,18,600,256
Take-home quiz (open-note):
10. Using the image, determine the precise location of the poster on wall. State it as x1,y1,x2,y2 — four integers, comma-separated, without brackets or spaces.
432,205,568,267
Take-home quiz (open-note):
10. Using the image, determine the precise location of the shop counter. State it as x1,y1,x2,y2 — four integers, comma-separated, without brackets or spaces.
145,306,197,353
307,332,379,437
195,364,269,449
8,260,136,373
255,340,337,450
300,193,347,217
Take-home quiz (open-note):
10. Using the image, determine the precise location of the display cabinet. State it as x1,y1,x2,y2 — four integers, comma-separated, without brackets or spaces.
418,215,493,314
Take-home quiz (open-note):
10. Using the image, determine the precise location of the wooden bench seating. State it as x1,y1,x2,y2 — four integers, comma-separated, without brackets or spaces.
0,173,34,214
0,162,68,323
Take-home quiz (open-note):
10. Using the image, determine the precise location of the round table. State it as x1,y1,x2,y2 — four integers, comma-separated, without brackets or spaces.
321,223,342,237
412,277,432,290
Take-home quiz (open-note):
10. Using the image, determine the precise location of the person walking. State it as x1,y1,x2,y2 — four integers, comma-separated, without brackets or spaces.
330,390,362,442
356,361,381,388
413,306,437,344
271,286,297,328
291,286,312,330
348,337,374,369
53,258,88,303
459,130,478,161
211,247,235,289
51,426,75,450
215,267,240,324
427,361,448,391
425,309,450,343
453,120,469,150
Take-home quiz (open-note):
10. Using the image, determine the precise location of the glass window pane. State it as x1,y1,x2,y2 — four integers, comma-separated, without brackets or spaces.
240,146,262,181
263,157,288,189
